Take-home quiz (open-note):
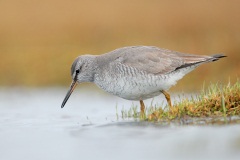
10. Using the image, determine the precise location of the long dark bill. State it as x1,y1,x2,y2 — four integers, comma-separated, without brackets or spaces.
61,80,78,108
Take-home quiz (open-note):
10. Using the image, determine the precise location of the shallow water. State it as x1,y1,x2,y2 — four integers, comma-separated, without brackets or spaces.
0,87,240,160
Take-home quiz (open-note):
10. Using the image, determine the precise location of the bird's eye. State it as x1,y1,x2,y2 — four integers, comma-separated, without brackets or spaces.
75,66,82,76
76,66,82,74
74,69,80,81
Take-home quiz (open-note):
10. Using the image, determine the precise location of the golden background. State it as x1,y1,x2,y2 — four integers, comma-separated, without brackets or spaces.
0,0,239,91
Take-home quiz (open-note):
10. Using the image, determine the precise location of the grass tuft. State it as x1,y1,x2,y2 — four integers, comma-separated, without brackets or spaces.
120,80,240,124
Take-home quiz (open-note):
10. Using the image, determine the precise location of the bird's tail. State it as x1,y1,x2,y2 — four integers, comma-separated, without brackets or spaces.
211,54,227,62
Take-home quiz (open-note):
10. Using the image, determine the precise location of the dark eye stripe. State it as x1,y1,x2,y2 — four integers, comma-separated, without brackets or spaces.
76,65,82,74
74,66,82,81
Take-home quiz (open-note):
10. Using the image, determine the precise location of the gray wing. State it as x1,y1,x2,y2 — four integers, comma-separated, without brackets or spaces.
111,46,218,75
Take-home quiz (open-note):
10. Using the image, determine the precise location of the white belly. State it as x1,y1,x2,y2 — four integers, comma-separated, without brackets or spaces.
94,66,196,100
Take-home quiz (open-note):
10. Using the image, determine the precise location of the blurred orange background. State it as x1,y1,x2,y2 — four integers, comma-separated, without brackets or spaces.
0,0,239,91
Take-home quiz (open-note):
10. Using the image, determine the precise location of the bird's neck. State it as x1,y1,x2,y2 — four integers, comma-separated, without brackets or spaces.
83,56,98,83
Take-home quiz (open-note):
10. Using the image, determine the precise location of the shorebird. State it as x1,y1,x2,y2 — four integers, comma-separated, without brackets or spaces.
61,46,225,114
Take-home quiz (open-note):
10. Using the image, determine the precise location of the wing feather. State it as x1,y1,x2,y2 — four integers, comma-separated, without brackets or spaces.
111,46,211,75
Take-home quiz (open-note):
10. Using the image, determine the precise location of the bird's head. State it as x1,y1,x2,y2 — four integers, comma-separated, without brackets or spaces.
61,55,96,108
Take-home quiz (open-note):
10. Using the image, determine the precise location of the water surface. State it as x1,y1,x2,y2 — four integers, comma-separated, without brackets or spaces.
0,87,240,160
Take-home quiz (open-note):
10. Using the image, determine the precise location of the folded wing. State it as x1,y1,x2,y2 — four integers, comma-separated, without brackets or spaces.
115,46,224,75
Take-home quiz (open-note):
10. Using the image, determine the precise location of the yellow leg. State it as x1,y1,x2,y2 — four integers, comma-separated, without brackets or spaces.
161,90,173,109
140,100,145,115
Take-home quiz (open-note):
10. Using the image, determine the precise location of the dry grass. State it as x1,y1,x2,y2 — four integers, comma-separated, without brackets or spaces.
120,80,240,124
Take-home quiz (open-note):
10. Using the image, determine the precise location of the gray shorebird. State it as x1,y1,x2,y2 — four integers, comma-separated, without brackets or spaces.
61,46,225,114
